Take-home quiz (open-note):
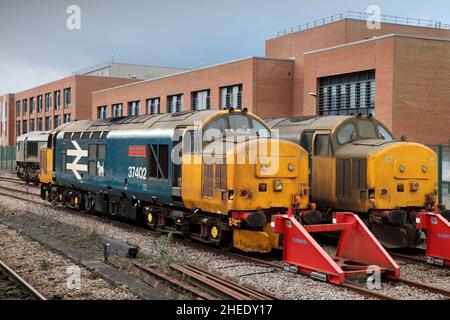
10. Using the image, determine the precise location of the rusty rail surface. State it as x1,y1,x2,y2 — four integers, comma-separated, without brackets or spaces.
0,260,46,300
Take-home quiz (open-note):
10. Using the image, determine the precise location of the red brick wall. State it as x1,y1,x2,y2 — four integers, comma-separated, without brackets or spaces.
266,19,450,119
266,20,348,116
10,75,137,145
91,57,294,119
75,76,138,120
392,37,450,144
345,19,450,43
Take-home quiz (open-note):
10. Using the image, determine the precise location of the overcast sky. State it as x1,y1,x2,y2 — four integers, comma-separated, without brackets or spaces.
1,0,450,95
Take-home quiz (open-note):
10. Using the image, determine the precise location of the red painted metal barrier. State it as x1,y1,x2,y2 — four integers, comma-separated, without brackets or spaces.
416,207,450,267
272,209,400,285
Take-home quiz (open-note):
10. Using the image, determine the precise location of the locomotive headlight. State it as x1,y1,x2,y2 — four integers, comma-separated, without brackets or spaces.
422,165,427,173
288,163,295,172
399,165,406,173
261,164,268,173
273,180,283,191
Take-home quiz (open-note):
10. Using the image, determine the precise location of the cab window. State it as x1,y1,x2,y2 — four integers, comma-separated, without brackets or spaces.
228,114,250,133
358,120,377,139
377,124,394,141
337,123,357,145
203,117,227,143
251,119,271,138
314,134,331,156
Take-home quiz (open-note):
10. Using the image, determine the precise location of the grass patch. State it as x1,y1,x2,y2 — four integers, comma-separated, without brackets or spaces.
40,259,53,271
146,233,191,271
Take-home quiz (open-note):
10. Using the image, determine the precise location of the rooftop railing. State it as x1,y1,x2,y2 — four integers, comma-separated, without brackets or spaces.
276,11,450,37
72,59,114,75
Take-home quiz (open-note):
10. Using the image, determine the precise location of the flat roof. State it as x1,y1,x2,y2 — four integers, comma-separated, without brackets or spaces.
92,56,295,94
304,33,450,55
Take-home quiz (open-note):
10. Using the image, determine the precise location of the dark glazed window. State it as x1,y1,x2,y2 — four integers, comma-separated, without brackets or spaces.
377,125,394,141
358,120,377,139
337,123,357,145
314,134,330,156
148,144,168,180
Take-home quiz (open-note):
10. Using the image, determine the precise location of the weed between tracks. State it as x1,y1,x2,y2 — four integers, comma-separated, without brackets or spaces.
146,233,191,271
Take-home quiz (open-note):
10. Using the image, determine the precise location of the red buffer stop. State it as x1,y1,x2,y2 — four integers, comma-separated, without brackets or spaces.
272,209,400,285
416,207,450,267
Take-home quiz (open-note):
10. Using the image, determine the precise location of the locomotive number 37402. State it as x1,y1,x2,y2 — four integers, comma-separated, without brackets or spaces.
128,166,147,180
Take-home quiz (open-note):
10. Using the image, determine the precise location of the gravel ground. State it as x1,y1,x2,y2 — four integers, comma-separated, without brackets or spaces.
0,224,137,300
1,174,447,300
0,191,366,300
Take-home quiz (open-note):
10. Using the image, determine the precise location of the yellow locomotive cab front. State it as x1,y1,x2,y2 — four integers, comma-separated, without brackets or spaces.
181,115,310,253
367,142,437,210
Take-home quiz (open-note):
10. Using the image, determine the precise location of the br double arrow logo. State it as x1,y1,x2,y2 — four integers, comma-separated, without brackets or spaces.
66,141,88,180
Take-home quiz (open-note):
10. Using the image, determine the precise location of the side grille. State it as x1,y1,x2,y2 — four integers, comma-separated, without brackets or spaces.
201,162,214,198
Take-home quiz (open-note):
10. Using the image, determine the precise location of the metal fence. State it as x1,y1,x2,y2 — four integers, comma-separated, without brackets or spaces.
428,145,450,208
0,146,15,172
276,11,450,37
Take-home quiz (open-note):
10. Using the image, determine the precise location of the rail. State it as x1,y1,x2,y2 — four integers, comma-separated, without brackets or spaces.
0,260,46,300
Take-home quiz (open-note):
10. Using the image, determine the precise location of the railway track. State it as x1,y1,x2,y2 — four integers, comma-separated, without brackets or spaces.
0,176,32,185
0,259,46,300
170,263,278,300
0,183,449,300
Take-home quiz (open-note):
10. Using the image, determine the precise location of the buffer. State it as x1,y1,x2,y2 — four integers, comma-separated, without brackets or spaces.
272,209,400,285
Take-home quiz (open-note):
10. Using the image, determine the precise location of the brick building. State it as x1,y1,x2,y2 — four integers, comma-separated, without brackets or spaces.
2,12,450,146
89,13,450,144
0,61,187,146
91,57,294,120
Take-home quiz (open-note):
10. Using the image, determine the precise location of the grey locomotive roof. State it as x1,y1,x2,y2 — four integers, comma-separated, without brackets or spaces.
16,131,50,142
267,116,355,131
56,110,225,133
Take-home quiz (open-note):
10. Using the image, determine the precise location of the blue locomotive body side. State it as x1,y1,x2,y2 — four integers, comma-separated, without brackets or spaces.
54,129,175,206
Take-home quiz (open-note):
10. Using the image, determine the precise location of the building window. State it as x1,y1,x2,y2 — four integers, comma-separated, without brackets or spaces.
112,103,123,118
54,90,61,110
37,95,43,113
317,70,375,116
23,120,28,134
220,84,242,109
97,106,108,119
37,118,43,131
63,114,71,123
167,94,183,113
54,115,61,128
128,101,140,116
16,121,21,136
16,101,21,116
22,99,27,115
30,119,35,132
146,98,160,115
64,88,71,108
192,90,210,110
45,116,51,130
29,97,35,114
45,93,51,112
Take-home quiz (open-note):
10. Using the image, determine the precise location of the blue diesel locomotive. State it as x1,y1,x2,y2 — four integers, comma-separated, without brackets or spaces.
40,109,311,252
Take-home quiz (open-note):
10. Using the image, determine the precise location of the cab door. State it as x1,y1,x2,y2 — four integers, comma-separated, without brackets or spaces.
300,131,314,186
172,126,196,197
311,130,334,205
